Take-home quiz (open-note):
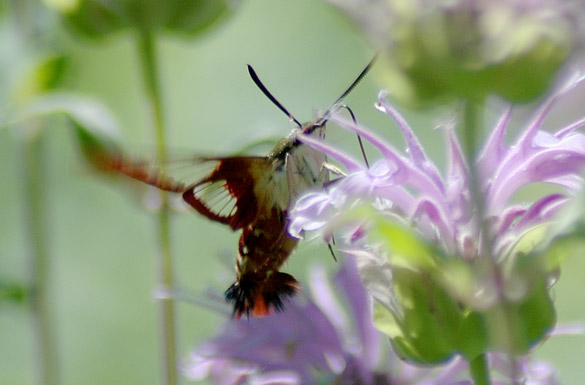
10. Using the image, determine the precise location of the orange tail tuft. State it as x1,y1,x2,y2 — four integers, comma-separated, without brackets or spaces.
225,272,300,319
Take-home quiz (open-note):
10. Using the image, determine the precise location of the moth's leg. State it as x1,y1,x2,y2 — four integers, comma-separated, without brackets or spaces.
321,162,346,177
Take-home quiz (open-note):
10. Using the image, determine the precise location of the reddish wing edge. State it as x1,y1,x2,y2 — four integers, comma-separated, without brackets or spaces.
182,157,270,231
92,149,269,231
90,150,188,193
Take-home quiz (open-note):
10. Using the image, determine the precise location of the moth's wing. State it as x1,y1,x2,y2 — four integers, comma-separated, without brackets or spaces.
182,157,272,230
91,148,271,231
285,144,329,201
91,149,210,193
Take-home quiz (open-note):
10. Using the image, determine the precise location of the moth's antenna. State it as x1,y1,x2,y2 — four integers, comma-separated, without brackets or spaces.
331,56,376,108
248,65,303,128
314,56,376,127
328,242,337,262
338,105,370,168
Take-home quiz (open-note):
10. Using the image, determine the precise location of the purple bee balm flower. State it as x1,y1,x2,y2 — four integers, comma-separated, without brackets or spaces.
287,72,585,378
289,71,585,263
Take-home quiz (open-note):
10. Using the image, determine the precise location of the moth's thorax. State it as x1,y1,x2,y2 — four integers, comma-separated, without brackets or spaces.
267,121,326,160
260,121,328,212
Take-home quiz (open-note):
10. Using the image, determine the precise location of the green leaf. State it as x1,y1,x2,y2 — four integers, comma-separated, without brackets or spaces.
484,275,556,354
373,262,489,364
2,92,122,168
3,92,121,137
14,55,69,103
371,218,436,270
366,215,501,363
528,187,585,271
456,310,488,360
368,217,490,363
515,277,556,351
502,190,585,276
50,0,240,39
164,0,236,36
0,281,28,305
391,267,458,363
541,234,585,272
1,91,153,200
60,0,125,38
501,223,551,263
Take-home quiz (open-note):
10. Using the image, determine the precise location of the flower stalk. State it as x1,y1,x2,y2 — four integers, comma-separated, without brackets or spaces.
136,30,178,385
461,98,491,362
12,0,60,383
23,130,59,385
462,99,525,385
470,353,490,385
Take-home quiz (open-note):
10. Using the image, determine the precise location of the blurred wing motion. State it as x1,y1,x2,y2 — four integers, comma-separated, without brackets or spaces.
91,150,190,194
94,150,267,229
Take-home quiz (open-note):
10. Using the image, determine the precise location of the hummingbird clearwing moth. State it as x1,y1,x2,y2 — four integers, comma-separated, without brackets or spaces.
95,60,373,318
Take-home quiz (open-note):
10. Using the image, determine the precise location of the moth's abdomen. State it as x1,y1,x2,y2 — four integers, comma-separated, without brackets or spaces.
225,271,300,319
226,206,300,318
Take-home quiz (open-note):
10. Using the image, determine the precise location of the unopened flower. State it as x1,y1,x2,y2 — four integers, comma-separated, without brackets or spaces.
326,0,583,104
289,73,585,364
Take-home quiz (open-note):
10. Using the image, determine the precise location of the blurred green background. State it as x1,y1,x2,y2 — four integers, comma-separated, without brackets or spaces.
1,0,584,384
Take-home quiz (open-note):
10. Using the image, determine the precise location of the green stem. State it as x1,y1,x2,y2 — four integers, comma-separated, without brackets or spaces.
461,100,485,222
470,354,490,385
136,30,178,385
460,100,493,385
23,131,59,385
461,100,480,167
461,100,524,384
461,99,494,259
13,0,60,382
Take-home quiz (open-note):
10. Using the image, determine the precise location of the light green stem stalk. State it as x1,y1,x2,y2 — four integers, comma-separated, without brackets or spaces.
462,100,527,384
23,131,59,385
13,0,59,382
460,100,492,385
136,30,178,385
461,101,479,160
470,354,490,385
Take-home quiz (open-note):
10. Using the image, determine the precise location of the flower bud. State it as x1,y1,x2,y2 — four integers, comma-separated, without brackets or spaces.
328,0,579,105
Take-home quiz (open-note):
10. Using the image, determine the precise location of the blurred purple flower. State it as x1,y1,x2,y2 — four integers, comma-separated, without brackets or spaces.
182,259,561,384
183,259,385,384
289,72,585,262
